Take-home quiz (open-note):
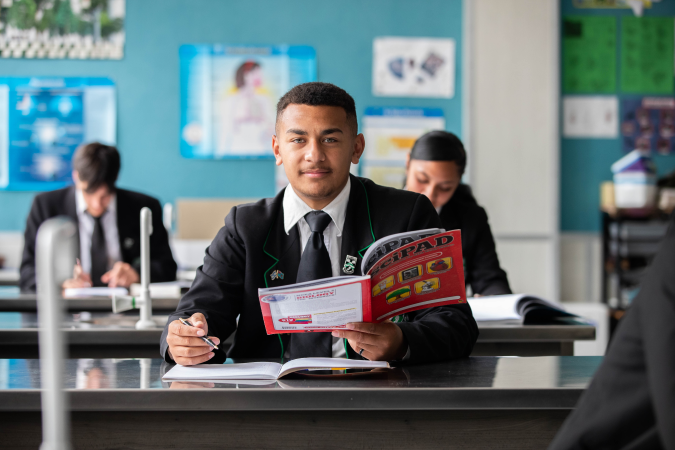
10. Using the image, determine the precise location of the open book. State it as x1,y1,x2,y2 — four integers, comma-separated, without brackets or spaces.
162,358,390,381
258,229,467,334
468,294,577,324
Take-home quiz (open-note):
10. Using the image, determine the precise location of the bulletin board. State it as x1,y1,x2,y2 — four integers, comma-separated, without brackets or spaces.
560,0,675,232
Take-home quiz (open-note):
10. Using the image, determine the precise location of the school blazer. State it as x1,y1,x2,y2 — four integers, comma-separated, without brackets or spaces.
439,184,511,296
161,175,479,363
19,185,177,292
549,213,675,450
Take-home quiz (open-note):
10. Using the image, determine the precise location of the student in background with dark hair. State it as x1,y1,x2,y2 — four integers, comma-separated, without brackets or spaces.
19,142,177,292
162,82,478,366
405,131,510,296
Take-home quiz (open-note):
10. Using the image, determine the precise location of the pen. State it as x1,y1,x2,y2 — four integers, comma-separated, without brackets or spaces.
179,317,219,350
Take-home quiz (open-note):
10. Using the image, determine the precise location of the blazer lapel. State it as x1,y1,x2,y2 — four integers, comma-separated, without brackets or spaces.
339,175,376,277
262,190,301,289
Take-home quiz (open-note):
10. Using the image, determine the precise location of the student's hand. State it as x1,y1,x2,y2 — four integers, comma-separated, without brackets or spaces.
62,263,93,289
101,262,140,288
166,312,220,366
332,321,408,361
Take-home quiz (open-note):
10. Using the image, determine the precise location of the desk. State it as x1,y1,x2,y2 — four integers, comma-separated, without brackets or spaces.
0,291,180,312
0,356,602,449
0,312,596,359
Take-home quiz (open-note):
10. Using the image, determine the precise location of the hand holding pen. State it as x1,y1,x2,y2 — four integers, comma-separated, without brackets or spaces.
166,313,221,366
62,258,93,289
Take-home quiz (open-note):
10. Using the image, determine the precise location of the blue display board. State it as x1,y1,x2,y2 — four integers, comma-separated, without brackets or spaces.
180,45,316,160
0,77,116,191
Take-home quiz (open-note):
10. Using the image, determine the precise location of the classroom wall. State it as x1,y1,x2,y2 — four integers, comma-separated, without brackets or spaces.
560,0,675,232
0,0,463,231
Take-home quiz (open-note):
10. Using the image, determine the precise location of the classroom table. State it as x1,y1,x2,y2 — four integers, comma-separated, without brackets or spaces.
0,290,181,312
0,268,20,286
0,355,602,449
0,311,596,359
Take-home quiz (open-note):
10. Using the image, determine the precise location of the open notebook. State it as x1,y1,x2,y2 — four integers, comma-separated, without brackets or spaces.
468,294,577,324
162,358,390,381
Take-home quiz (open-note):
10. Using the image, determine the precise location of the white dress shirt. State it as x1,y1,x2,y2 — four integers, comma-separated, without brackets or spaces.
75,189,122,275
283,178,351,357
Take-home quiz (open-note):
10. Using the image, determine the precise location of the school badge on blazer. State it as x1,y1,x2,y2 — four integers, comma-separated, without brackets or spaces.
270,270,284,281
343,255,357,274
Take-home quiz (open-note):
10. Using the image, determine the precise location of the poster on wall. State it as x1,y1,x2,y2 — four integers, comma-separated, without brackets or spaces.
361,107,445,188
621,97,675,155
0,77,116,191
562,96,618,138
0,0,125,59
180,44,316,160
372,37,455,98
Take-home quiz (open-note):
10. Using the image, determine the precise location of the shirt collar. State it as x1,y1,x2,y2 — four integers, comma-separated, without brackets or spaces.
283,177,351,236
76,188,116,218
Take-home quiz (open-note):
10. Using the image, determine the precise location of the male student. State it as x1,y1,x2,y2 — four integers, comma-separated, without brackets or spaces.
162,82,478,365
549,213,675,450
20,142,177,292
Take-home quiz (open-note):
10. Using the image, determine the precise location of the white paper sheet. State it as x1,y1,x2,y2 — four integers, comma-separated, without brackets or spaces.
63,287,128,298
373,37,455,98
163,362,283,381
563,96,618,138
468,295,522,321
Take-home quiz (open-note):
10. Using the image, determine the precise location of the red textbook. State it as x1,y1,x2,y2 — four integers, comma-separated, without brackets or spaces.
258,229,466,334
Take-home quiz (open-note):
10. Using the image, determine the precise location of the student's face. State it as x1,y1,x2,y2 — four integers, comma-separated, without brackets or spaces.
73,171,113,218
273,105,365,208
405,158,462,210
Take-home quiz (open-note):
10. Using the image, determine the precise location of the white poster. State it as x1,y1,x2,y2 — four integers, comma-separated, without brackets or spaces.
563,96,619,138
373,37,455,98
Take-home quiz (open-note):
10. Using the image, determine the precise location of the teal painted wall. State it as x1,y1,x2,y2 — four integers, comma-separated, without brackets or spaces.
560,0,675,231
0,0,463,231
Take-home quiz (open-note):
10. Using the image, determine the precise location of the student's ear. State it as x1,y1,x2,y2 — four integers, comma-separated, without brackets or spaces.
351,133,365,164
405,153,411,169
272,135,283,167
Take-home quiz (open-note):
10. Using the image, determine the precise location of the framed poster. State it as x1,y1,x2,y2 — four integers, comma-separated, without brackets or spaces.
0,77,116,191
180,44,316,160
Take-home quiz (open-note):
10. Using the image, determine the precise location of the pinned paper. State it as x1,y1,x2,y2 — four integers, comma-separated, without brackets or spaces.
373,37,455,98
563,96,618,138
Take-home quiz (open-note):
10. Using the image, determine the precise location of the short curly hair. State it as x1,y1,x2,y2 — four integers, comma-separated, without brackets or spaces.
276,82,358,135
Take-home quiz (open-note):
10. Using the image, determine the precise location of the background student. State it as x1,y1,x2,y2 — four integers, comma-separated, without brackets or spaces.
19,142,177,292
162,82,478,366
405,131,511,296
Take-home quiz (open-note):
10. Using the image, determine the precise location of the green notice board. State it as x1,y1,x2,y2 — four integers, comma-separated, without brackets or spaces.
621,17,674,94
563,16,617,93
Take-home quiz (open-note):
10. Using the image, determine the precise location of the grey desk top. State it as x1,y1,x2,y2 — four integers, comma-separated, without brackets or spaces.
0,288,180,312
0,356,602,411
0,312,595,346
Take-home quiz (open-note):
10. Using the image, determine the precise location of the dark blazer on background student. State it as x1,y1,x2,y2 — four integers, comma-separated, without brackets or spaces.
549,213,675,450
439,184,510,295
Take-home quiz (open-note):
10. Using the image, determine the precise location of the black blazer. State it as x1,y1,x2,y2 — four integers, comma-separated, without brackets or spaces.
439,184,511,296
161,175,479,363
549,213,675,450
20,185,177,292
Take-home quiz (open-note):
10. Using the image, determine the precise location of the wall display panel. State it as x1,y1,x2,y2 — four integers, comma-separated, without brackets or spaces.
0,77,116,191
179,45,316,160
620,17,674,94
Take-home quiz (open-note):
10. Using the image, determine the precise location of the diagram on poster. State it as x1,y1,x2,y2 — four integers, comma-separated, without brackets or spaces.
621,97,675,155
180,45,316,160
0,77,116,191
373,37,455,98
362,107,445,188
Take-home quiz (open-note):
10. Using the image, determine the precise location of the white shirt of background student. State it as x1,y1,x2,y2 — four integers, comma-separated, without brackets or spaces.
62,171,140,289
